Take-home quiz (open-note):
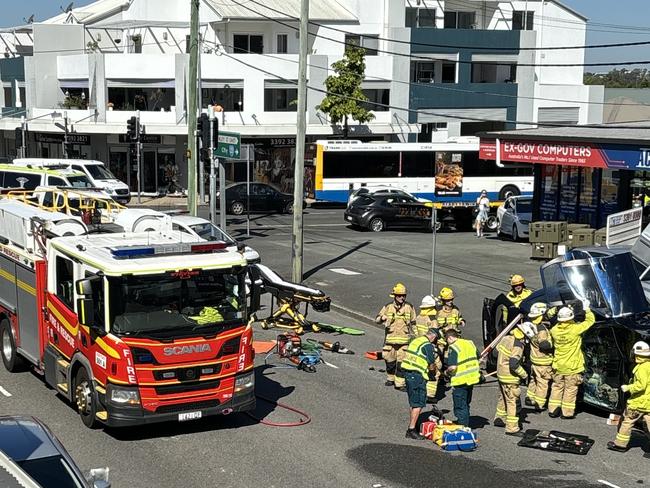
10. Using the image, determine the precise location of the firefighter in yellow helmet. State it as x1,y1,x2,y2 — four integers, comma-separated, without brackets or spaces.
507,275,532,308
415,295,443,403
548,302,595,419
493,324,529,435
436,287,465,334
608,341,650,453
524,302,554,411
376,283,416,390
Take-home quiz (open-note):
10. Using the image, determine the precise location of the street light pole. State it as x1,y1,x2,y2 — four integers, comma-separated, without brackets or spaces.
187,0,200,216
291,0,309,283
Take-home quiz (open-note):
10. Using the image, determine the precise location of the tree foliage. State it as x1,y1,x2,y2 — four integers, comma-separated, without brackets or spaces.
316,46,375,138
584,68,650,88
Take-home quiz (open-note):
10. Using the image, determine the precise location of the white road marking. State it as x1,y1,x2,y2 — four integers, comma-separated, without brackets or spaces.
329,268,361,276
598,480,622,488
0,386,12,397
322,361,339,369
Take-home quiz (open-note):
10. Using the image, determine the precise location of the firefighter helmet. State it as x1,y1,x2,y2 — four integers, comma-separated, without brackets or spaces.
439,287,455,301
512,327,525,340
556,307,575,323
390,283,407,297
420,295,437,309
510,274,525,286
633,341,650,357
517,321,538,339
528,302,548,319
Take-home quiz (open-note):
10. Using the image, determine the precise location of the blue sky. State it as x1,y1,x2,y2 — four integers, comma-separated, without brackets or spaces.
1,0,648,69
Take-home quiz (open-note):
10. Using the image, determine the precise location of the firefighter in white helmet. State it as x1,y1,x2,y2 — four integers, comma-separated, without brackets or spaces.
524,302,554,411
547,302,595,419
607,341,650,453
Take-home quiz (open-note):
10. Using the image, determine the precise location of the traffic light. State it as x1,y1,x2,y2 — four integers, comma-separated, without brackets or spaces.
126,116,138,141
212,117,219,148
197,113,210,150
129,143,138,162
14,127,22,151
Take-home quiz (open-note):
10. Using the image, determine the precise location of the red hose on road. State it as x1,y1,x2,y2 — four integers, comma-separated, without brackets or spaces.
246,393,312,427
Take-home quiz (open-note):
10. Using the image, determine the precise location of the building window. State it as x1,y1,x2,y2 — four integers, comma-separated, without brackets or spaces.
344,34,379,56
3,87,12,107
512,11,534,30
418,122,447,142
405,7,436,28
264,84,298,111
131,35,142,54
444,11,476,29
441,62,456,83
107,87,175,111
410,61,435,83
277,34,288,54
471,63,516,83
361,89,390,111
202,86,244,111
233,34,264,54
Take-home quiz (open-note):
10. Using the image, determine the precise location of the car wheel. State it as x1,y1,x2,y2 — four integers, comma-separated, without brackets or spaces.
499,185,520,200
1,318,25,372
284,201,293,214
512,224,520,242
74,367,99,429
369,217,385,232
485,215,498,232
230,201,245,215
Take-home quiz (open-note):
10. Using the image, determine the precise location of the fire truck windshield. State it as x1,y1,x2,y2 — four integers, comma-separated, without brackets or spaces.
107,269,246,336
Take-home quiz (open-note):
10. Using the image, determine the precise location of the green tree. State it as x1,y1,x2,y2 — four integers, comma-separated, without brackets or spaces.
316,46,375,138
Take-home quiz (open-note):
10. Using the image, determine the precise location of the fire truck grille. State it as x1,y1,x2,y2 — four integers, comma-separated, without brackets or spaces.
153,363,223,382
155,399,221,414
154,379,221,396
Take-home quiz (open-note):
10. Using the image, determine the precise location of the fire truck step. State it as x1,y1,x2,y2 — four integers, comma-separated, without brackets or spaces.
56,359,70,369
57,383,69,393
95,411,108,421
95,385,106,395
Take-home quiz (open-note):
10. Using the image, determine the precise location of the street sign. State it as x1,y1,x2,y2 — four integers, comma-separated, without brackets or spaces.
606,207,643,247
214,131,241,159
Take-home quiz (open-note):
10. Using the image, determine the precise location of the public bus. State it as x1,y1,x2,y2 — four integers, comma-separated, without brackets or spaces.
314,139,533,204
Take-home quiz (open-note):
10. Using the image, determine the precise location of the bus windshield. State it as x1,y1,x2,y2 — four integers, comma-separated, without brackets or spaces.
107,270,246,337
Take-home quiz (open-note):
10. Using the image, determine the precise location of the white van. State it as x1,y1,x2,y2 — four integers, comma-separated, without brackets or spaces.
13,159,130,204
0,164,94,192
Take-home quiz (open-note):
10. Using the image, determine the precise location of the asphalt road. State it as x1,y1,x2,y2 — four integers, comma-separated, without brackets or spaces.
1,208,648,488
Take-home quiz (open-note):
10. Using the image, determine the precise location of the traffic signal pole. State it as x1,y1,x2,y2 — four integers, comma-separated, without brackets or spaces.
136,111,142,204
187,0,200,216
209,109,217,226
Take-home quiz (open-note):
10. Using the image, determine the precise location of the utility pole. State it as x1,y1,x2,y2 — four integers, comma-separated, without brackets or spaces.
219,157,226,231
187,0,200,216
209,108,217,226
198,38,205,205
291,0,309,283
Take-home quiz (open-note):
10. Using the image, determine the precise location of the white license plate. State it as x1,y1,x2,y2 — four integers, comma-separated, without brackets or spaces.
178,411,202,422
346,216,352,221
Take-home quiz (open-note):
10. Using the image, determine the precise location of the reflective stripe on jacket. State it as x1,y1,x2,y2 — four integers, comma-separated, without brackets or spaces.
415,313,436,337
449,339,481,387
506,288,532,308
378,302,416,345
627,359,650,413
496,335,527,384
401,336,435,380
550,310,595,375
436,306,463,329
529,319,553,366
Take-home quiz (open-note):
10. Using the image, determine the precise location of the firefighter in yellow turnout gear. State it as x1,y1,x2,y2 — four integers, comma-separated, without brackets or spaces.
415,295,443,401
376,283,416,390
524,303,554,411
506,275,532,308
608,341,650,453
494,325,528,434
548,304,596,419
436,287,465,333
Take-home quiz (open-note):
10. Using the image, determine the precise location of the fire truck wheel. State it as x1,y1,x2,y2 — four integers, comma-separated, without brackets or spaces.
74,368,99,429
1,319,25,373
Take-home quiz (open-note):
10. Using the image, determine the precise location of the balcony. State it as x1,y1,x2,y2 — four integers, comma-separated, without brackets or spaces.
411,28,521,55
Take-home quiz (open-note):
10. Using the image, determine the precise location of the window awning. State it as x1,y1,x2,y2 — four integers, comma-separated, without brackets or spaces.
107,79,174,88
202,80,244,89
264,80,297,90
59,79,89,89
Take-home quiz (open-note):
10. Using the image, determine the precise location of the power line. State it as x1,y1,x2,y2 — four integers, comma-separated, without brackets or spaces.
228,0,650,68
204,39,650,108
216,48,650,129
244,0,650,52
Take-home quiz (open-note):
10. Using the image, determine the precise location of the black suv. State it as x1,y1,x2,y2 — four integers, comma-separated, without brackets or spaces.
344,194,433,232
221,183,295,215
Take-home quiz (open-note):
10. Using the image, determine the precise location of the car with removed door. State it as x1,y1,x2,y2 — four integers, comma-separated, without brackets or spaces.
497,195,532,240
344,193,433,232
218,182,295,215
0,416,110,488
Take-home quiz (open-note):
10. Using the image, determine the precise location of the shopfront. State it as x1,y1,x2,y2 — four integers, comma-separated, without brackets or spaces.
480,125,650,228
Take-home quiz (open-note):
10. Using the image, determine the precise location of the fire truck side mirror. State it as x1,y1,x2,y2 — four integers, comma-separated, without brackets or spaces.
76,278,94,296
248,265,262,314
77,297,95,328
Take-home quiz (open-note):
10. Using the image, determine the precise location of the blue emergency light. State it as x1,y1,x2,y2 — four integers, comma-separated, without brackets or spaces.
110,242,228,259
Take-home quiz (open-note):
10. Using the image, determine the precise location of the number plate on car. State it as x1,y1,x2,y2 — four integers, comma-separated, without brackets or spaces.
178,411,202,422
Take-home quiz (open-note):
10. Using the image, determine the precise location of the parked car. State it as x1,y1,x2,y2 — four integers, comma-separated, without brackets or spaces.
348,186,431,205
218,183,295,215
497,195,532,240
13,159,130,204
0,416,110,488
171,215,261,263
482,246,650,413
344,193,433,232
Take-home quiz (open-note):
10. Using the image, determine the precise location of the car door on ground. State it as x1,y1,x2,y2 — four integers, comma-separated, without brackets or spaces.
500,198,515,234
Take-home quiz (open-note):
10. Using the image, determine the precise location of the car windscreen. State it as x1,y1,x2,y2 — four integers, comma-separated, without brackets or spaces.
19,456,84,488
516,199,532,213
351,196,374,206
591,253,649,317
189,222,235,244
85,164,115,180
66,175,93,188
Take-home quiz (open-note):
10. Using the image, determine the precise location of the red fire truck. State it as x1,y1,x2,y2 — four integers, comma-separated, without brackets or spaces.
0,202,256,428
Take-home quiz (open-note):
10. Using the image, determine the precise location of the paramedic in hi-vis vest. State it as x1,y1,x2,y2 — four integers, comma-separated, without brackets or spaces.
524,303,554,411
376,283,416,390
607,341,650,453
415,295,442,403
401,329,443,440
444,329,481,427
548,302,595,419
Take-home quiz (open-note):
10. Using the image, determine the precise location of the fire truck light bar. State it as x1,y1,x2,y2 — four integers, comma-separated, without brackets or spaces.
110,241,228,259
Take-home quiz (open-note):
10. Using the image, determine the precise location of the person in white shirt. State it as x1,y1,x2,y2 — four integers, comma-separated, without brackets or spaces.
475,190,490,238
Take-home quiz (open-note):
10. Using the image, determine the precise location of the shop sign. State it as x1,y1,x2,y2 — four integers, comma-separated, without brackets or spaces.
35,132,90,145
606,208,643,247
118,134,161,144
480,140,650,170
